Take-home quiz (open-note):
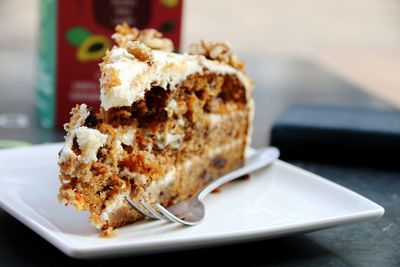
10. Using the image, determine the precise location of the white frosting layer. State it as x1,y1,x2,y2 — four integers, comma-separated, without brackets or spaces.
156,132,183,149
165,99,178,117
144,168,176,199
207,111,245,127
100,188,130,222
74,127,108,163
70,104,90,131
117,126,136,146
100,47,247,110
58,136,75,164
58,126,108,164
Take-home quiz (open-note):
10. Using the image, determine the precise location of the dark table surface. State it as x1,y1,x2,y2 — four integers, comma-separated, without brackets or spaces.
0,57,399,266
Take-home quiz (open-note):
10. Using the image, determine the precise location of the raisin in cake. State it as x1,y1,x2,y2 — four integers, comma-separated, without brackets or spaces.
58,23,254,235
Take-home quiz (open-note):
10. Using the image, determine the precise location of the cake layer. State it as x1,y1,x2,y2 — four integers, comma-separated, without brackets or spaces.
59,72,251,230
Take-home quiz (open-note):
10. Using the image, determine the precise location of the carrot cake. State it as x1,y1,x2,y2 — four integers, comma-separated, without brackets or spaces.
58,23,254,235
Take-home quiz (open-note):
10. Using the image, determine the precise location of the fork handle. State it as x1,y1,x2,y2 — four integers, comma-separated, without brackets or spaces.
197,147,280,201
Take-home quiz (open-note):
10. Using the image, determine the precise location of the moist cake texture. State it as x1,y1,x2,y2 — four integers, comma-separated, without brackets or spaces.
58,23,254,235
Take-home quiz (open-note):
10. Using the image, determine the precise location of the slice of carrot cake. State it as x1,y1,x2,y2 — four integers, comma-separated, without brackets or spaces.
58,23,254,235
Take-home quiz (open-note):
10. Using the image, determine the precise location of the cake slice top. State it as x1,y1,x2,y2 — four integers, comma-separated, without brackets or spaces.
99,23,252,111
59,23,254,165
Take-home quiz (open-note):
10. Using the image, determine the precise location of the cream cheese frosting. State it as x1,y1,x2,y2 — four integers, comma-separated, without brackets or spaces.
99,45,251,111
58,125,108,164
74,127,108,163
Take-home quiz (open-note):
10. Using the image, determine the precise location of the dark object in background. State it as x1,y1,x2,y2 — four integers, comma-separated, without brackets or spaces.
270,105,400,168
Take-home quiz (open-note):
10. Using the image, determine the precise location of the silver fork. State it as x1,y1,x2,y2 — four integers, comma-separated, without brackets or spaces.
126,147,280,226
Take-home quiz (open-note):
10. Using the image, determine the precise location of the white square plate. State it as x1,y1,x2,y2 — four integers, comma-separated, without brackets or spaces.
0,143,384,259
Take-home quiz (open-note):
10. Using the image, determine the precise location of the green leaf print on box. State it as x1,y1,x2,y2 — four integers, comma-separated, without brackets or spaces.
66,27,111,62
66,27,91,47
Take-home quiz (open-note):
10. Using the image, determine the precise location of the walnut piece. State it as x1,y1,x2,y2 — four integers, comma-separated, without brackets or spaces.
112,22,174,52
127,41,154,63
138,29,174,52
112,23,139,47
100,67,121,92
189,40,244,71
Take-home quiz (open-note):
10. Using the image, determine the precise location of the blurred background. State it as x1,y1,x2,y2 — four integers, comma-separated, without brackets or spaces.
2,0,400,105
185,0,400,107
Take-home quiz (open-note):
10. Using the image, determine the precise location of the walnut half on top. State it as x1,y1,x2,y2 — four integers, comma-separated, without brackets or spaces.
188,40,244,71
112,22,174,52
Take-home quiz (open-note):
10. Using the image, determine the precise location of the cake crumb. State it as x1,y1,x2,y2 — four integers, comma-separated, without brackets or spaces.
239,174,251,180
100,227,118,238
212,187,222,193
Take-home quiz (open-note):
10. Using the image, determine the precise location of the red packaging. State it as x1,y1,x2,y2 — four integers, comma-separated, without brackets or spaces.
36,0,183,128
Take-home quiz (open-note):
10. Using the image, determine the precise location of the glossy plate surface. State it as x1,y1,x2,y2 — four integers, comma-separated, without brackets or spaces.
0,144,384,259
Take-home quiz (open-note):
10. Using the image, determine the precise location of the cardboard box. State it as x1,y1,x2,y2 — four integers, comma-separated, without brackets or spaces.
35,0,183,128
